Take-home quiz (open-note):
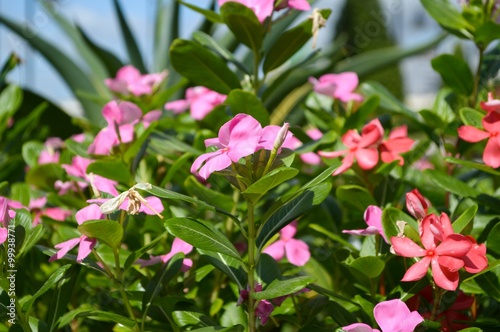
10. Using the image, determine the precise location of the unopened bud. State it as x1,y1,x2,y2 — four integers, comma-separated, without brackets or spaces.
405,189,428,220
273,123,290,151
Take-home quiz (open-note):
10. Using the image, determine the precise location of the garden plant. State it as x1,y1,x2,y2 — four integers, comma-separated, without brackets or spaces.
1,0,500,331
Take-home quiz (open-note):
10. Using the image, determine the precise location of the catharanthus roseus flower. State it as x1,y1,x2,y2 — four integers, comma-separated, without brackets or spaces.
105,65,167,97
191,114,262,180
0,197,16,245
257,123,294,152
319,118,384,175
276,0,311,11
137,237,193,271
405,188,429,220
263,220,311,266
391,213,477,291
38,137,64,165
379,125,414,166
343,205,388,243
290,128,324,165
219,0,310,23
28,197,71,226
309,72,363,102
480,92,500,114
343,299,423,332
458,111,500,168
165,86,226,120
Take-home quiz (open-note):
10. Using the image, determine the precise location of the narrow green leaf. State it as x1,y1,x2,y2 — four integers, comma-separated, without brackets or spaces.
199,249,247,289
473,271,500,301
242,167,298,204
124,231,168,271
343,96,380,132
112,0,146,72
421,0,473,35
431,54,473,95
348,256,385,279
50,265,82,331
75,310,136,328
432,88,457,124
22,264,72,311
185,176,234,212
170,39,242,94
225,89,270,126
87,160,132,184
486,224,500,256
145,184,215,211
178,0,223,24
154,0,179,72
424,169,480,198
220,2,263,52
309,224,357,251
78,219,123,249
452,204,477,234
263,9,331,73
253,276,315,300
336,185,376,212
459,107,485,127
165,218,242,261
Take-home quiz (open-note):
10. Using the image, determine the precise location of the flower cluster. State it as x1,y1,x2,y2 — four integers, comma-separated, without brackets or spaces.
105,65,167,97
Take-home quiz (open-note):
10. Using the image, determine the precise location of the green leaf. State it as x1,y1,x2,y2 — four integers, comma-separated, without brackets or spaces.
382,207,418,244
199,249,247,289
87,160,132,184
185,176,234,212
75,310,136,328
431,54,473,95
487,224,500,256
50,265,82,331
154,0,179,72
22,141,44,168
178,0,223,24
145,184,215,212
459,107,484,127
336,185,376,212
112,0,146,72
253,276,315,300
452,204,477,234
256,253,282,286
309,224,357,251
432,88,457,124
424,169,480,198
421,0,473,36
263,9,331,73
25,163,64,191
77,219,123,249
347,256,385,279
343,95,380,132
22,264,72,311
242,167,299,204
190,326,245,332
472,271,500,301
0,84,22,119
165,218,242,261
220,2,263,53
225,89,270,126
170,39,242,94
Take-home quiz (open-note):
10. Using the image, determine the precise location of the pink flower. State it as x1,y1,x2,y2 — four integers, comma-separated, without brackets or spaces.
165,86,226,120
0,197,16,245
290,128,323,165
343,299,423,332
105,65,167,97
391,214,473,291
191,114,262,180
458,111,500,168
137,238,193,271
480,92,500,114
88,195,164,216
28,197,71,226
405,188,429,220
379,125,414,166
309,72,363,103
277,0,311,11
38,137,64,165
218,0,274,23
257,124,294,151
263,220,310,266
319,119,383,175
343,205,388,243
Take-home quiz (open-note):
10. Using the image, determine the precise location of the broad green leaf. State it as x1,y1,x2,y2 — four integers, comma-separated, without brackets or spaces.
299,163,341,192
336,185,376,212
20,225,44,256
0,15,103,123
185,176,234,212
87,160,131,184
190,326,245,332
144,184,215,211
487,224,500,256
347,256,385,279
382,207,418,244
424,169,480,198
10,183,30,206
452,204,477,234
165,218,242,261
78,219,123,249
50,265,82,331
220,2,263,53
419,109,445,129
471,271,500,301
21,141,44,168
22,264,71,311
149,131,201,154
432,88,456,124
199,249,247,289
172,310,211,327
112,0,146,72
242,167,299,204
421,0,473,36
178,0,223,24
431,54,473,95
170,39,241,94
75,310,136,328
253,276,315,300
25,163,64,191
0,84,22,119
459,107,484,127
65,138,91,158
142,253,183,316
343,95,380,132
256,253,282,286
263,9,331,73
360,81,419,121
225,89,270,126
257,184,330,251
220,303,247,329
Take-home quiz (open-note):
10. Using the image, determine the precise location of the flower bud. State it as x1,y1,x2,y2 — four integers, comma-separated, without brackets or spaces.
273,122,290,151
405,189,428,219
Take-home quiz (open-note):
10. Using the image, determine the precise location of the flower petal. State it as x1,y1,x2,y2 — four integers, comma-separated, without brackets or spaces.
435,234,472,257
374,299,423,332
431,258,459,291
77,236,97,262
401,257,431,282
76,204,104,225
457,125,489,142
355,148,379,170
483,135,500,168
342,323,378,332
263,240,286,261
391,237,426,257
284,239,310,266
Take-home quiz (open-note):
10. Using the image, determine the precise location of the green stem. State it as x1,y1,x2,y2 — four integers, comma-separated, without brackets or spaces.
113,248,140,332
471,47,484,107
430,286,445,322
252,49,261,95
247,202,257,332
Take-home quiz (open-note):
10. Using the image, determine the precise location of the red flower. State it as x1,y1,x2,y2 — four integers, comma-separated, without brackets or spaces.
379,125,414,165
405,188,429,220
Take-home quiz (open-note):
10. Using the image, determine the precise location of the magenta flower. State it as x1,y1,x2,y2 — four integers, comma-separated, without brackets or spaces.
257,124,294,151
28,197,71,226
218,0,274,23
0,197,16,245
343,299,423,332
165,86,226,120
319,119,384,175
276,0,311,11
309,72,363,103
191,114,262,180
263,220,311,266
391,213,473,291
458,111,500,168
105,65,167,97
379,125,414,166
38,137,63,165
137,237,193,271
343,205,388,243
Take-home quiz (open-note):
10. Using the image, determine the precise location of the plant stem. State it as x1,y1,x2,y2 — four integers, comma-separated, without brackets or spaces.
113,248,140,332
247,201,257,332
430,286,445,322
471,46,484,107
